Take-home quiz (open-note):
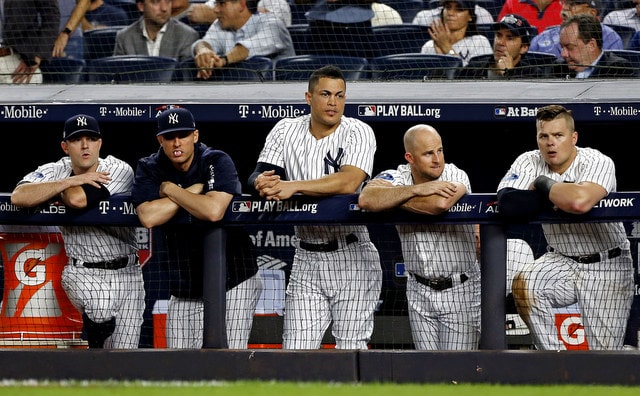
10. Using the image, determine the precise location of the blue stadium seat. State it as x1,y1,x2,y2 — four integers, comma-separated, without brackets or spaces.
605,50,640,77
604,23,637,49
307,20,377,59
369,53,463,80
371,24,430,57
176,56,274,82
379,0,425,23
85,55,178,83
41,58,86,84
629,31,640,51
288,24,311,56
83,26,127,60
274,55,369,80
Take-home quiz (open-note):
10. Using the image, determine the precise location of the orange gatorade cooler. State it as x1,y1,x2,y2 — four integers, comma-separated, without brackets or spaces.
0,229,85,348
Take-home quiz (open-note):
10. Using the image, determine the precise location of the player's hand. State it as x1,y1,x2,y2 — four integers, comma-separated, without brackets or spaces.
72,171,112,188
254,170,282,198
414,180,458,198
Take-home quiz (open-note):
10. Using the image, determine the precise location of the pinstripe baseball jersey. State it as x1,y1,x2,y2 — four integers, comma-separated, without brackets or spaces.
16,155,137,261
497,146,628,255
257,114,376,242
374,163,478,278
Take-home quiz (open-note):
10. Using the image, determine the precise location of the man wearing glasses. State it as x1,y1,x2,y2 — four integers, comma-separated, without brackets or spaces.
529,0,622,58
191,0,295,80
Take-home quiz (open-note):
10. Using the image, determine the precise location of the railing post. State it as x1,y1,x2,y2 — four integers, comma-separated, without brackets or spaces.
202,226,228,349
479,223,507,349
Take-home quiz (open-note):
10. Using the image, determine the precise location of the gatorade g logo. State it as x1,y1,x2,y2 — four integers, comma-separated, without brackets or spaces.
15,247,47,286
556,313,589,350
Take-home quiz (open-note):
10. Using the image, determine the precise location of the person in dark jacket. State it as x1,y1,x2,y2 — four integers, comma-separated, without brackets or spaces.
459,13,548,79
552,13,634,78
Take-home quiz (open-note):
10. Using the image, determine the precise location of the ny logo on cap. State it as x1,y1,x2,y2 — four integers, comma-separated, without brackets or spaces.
76,116,88,127
168,113,180,125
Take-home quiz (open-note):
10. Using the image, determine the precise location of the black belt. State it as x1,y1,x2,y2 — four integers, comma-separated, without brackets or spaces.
299,233,359,252
563,247,622,264
72,256,131,270
412,273,469,291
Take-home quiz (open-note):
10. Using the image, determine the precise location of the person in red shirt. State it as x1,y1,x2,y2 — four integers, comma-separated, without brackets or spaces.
497,0,563,33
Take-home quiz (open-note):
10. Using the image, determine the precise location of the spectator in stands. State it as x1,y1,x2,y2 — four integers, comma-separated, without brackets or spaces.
413,3,494,27
602,0,640,31
248,65,382,350
459,14,547,78
497,0,563,34
84,0,130,30
358,124,480,350
113,0,200,62
11,114,145,349
53,0,89,60
188,0,292,26
132,107,263,349
530,0,622,59
497,104,635,350
552,13,633,77
420,0,493,67
192,0,294,80
1,0,59,84
370,1,403,26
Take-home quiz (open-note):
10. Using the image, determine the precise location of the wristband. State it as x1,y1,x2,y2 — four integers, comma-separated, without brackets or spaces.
533,175,557,197
221,55,228,66
62,27,72,35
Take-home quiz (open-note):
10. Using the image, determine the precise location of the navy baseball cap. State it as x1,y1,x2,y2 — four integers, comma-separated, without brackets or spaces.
440,0,474,10
493,14,534,42
156,108,196,137
63,114,101,141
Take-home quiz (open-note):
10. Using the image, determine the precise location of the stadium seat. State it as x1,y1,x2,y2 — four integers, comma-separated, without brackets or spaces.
604,50,640,77
85,55,178,83
371,24,430,57
522,51,558,76
288,24,312,56
369,53,463,80
274,55,369,80
41,58,86,84
629,31,640,52
604,23,637,49
176,56,274,82
379,0,425,23
307,20,377,59
83,26,127,60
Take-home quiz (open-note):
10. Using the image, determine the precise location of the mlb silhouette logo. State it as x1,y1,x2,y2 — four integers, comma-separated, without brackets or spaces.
232,201,252,212
494,107,507,117
358,105,376,116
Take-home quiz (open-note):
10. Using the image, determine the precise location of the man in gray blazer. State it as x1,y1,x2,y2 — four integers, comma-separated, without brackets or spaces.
113,0,199,62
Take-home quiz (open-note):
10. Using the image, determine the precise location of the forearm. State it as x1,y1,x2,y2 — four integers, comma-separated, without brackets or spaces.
136,198,180,228
11,180,73,207
358,185,415,211
163,183,231,223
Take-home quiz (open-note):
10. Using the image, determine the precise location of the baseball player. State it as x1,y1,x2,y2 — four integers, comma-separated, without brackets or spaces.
131,107,263,349
358,124,481,350
497,104,635,350
248,65,382,350
10,114,145,349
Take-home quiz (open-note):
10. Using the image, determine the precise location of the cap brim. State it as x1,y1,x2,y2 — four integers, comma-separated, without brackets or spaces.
156,127,195,137
63,130,101,140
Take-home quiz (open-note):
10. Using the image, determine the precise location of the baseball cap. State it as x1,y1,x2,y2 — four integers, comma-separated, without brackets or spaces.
156,108,196,137
440,0,474,10
62,114,102,141
493,14,534,42
567,0,600,8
